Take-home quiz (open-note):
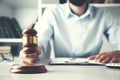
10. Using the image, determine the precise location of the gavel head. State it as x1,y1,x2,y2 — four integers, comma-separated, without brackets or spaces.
22,28,38,48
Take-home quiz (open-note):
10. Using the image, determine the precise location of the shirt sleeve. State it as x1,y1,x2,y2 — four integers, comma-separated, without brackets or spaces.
104,8,120,50
34,8,54,54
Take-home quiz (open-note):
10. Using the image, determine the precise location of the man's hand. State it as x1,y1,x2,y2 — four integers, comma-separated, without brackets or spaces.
88,51,120,64
19,46,42,64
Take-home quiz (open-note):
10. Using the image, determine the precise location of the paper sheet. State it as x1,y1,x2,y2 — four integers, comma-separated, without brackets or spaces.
49,58,104,65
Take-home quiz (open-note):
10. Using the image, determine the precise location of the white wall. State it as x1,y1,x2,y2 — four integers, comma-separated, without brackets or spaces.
0,0,14,17
42,0,59,4
14,8,38,30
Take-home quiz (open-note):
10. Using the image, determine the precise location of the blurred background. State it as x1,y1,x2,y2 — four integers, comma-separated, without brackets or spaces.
0,0,120,59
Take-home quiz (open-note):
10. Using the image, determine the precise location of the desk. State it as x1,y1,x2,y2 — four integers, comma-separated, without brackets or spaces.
0,60,120,80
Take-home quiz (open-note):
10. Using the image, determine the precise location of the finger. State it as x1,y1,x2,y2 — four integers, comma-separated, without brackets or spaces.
110,57,117,63
19,51,39,63
26,54,39,62
24,47,38,54
88,55,96,60
23,47,42,56
94,54,102,61
96,55,106,62
102,57,112,63
21,47,31,53
21,55,39,64
20,47,38,57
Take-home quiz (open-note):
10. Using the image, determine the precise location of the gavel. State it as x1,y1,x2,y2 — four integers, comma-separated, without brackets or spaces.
10,28,47,73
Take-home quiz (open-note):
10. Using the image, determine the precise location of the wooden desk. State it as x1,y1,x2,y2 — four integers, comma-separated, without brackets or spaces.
0,60,120,80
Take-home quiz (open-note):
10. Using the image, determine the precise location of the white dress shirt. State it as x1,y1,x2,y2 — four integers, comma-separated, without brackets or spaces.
34,2,120,58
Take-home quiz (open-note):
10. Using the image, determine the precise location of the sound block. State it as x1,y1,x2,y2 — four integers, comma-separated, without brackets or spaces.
9,64,47,74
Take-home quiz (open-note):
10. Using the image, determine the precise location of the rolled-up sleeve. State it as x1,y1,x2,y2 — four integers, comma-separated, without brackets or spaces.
104,9,120,50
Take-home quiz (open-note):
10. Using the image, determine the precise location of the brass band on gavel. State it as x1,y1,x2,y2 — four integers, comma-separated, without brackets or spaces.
22,36,37,47
22,28,38,47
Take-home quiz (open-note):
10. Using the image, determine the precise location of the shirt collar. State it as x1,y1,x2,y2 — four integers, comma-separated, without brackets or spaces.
65,2,95,19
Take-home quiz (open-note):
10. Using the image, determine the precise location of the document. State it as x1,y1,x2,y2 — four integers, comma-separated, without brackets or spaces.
49,58,104,65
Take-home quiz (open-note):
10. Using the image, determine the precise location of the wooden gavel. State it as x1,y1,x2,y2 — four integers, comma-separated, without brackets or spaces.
22,28,38,56
22,28,37,48
10,28,47,74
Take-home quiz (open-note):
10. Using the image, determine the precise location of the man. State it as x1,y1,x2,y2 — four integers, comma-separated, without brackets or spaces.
20,0,120,64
